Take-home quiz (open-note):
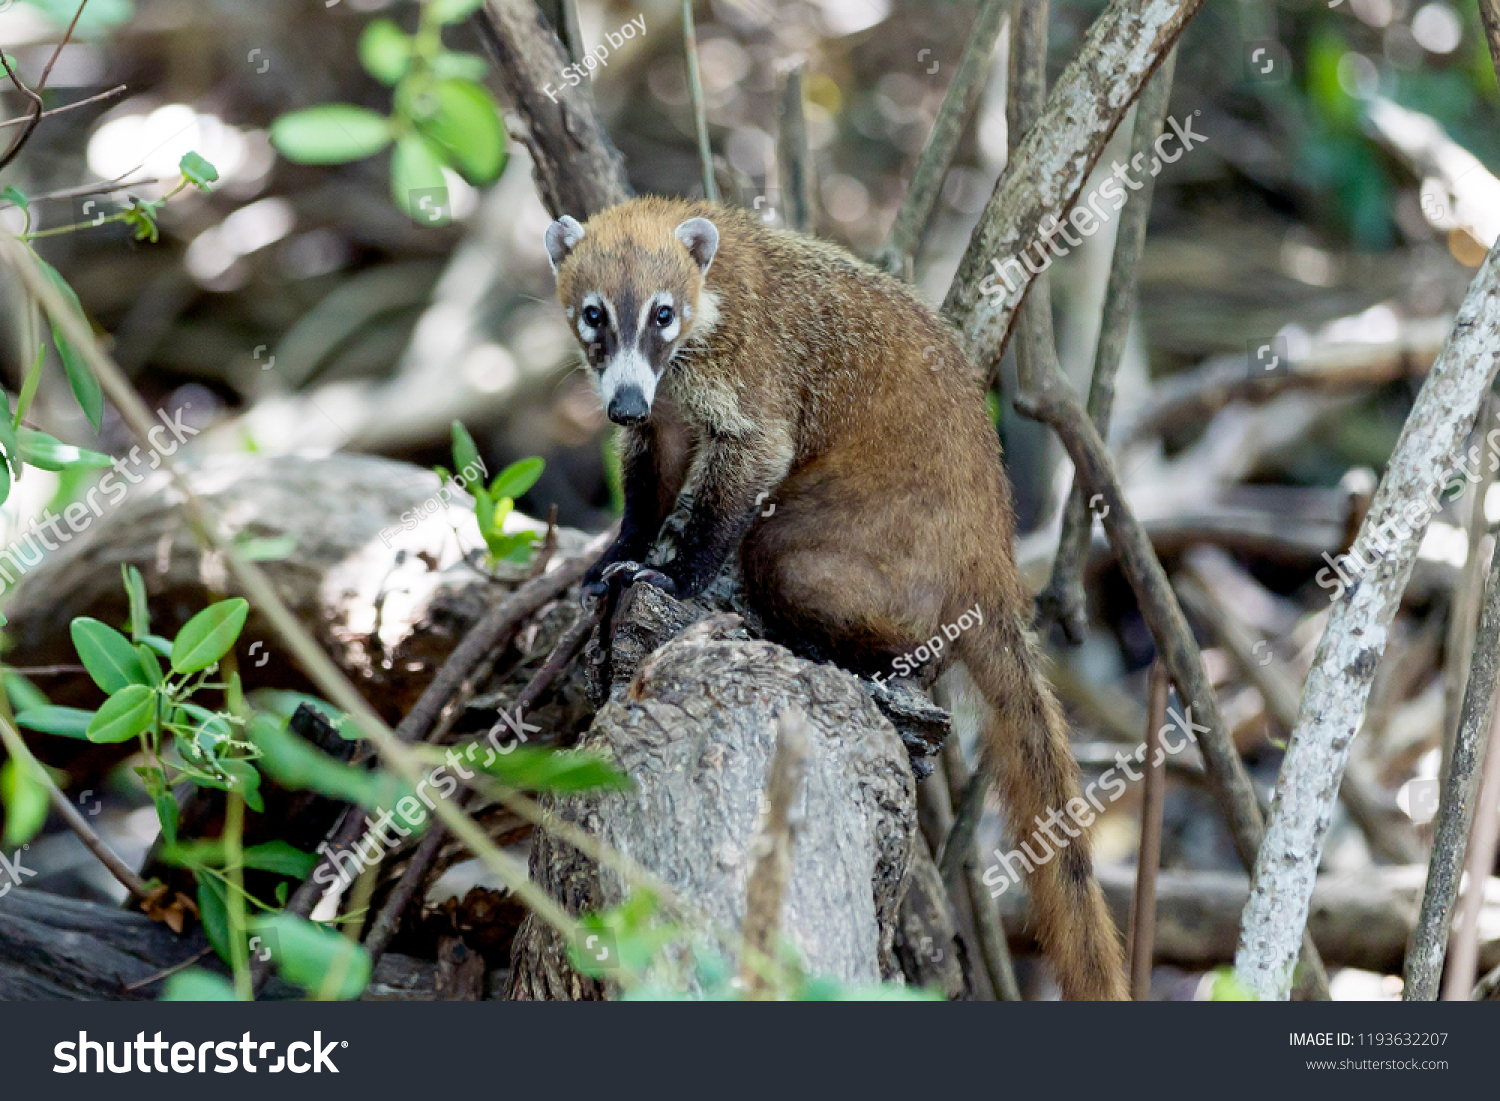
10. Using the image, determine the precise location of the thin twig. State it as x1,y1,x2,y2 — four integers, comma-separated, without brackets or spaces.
364,604,601,965
1127,663,1168,1001
1035,48,1178,642
681,0,718,203
1447,703,1500,1000
0,0,92,171
775,60,810,232
0,83,127,130
121,946,215,992
739,709,809,998
874,0,1009,277
937,733,1022,1001
0,711,148,899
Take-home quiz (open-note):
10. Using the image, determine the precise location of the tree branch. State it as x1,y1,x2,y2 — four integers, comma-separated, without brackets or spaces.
1234,239,1500,1000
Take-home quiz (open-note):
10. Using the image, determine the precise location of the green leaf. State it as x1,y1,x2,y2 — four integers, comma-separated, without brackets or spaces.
358,18,413,85
451,420,481,479
140,634,173,658
490,456,544,501
430,51,489,82
15,345,43,433
170,598,249,675
219,758,264,814
17,428,111,470
153,784,179,846
390,134,449,222
179,151,218,191
472,744,629,793
242,840,317,878
252,914,371,1000
85,684,156,744
3,671,50,714
1,185,28,211
195,871,232,964
234,534,296,562
1,756,49,848
122,198,160,243
123,564,150,641
248,713,405,810
0,389,20,481
15,706,94,740
135,644,163,687
70,617,148,693
414,79,507,185
162,969,237,1001
33,258,103,432
429,0,485,23
270,105,393,165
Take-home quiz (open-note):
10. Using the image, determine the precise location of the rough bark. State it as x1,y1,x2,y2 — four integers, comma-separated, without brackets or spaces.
508,585,919,999
475,0,632,220
1235,241,1500,999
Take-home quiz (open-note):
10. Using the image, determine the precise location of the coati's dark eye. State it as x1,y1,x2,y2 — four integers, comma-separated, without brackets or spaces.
654,305,675,328
582,304,604,327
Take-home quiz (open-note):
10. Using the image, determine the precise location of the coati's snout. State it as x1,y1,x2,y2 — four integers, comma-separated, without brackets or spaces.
543,208,720,426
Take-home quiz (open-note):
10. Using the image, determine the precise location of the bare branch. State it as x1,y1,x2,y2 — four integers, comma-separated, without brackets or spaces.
1235,238,1500,1000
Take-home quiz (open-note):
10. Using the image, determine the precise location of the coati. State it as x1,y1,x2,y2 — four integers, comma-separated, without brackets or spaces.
544,196,1128,1000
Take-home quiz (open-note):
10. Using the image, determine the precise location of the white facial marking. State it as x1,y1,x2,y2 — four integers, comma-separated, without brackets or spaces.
578,291,614,342
599,348,657,412
639,292,679,345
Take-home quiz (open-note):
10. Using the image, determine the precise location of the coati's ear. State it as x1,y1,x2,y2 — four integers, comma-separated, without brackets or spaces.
544,215,586,273
673,217,719,275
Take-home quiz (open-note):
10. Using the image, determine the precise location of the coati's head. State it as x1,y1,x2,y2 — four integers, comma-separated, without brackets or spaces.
544,204,719,426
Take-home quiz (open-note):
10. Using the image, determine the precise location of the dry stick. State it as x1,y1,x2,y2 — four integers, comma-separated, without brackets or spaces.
1035,48,1178,642
268,541,603,984
1174,574,1422,865
739,710,810,999
940,0,1203,376
0,236,586,971
0,712,149,899
775,61,811,233
363,604,602,964
0,84,128,131
1448,703,1500,1000
1406,536,1500,999
1014,380,1331,1000
681,0,718,204
873,0,1009,278
938,732,1022,1001
1127,663,1168,1001
1441,391,1498,787
1234,238,1500,1000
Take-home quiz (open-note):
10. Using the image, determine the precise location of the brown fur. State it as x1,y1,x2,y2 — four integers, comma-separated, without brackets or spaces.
551,196,1127,1000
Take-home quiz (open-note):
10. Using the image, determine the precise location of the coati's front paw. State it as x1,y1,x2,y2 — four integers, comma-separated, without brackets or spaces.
589,560,678,599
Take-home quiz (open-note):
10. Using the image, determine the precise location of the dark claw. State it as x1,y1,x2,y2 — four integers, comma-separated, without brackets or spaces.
629,568,677,595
